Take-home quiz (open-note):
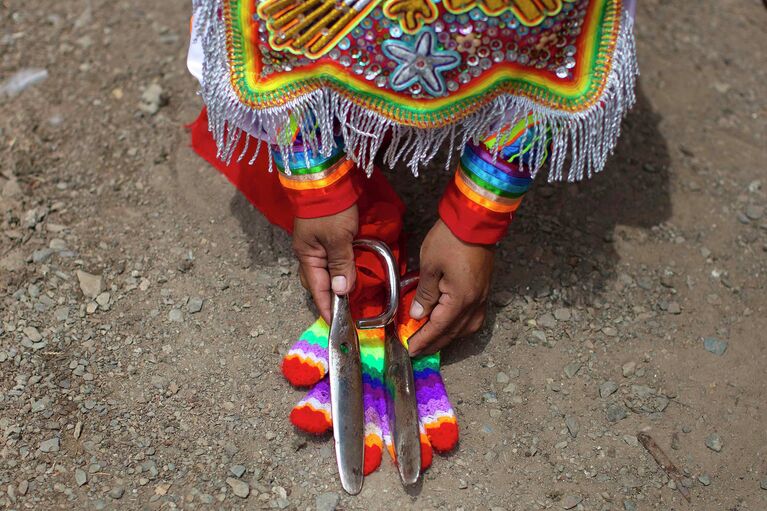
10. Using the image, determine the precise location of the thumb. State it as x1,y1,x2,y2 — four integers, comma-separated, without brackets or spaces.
410,269,441,320
325,238,357,295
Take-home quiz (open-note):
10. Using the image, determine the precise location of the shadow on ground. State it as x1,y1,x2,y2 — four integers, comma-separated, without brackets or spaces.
226,81,670,362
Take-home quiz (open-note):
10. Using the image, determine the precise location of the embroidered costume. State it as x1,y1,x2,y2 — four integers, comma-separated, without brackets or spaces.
189,0,636,242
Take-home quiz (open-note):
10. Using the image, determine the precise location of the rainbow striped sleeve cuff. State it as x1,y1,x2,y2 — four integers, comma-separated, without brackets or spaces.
439,142,534,244
272,141,363,219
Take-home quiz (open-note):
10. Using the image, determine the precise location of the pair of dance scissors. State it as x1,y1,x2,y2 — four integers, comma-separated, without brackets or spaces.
327,238,421,494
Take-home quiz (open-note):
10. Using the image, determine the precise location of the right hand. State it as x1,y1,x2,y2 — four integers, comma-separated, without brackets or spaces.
293,205,359,323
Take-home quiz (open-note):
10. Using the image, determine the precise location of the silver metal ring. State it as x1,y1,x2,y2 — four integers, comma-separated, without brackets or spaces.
352,238,399,329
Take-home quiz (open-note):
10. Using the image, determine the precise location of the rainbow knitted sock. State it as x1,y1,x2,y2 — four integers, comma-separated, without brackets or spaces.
281,318,329,387
283,284,459,475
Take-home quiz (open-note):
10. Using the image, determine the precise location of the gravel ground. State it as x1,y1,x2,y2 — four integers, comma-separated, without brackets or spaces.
1,0,766,510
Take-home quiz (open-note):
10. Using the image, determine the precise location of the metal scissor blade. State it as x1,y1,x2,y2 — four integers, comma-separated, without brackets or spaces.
328,294,364,495
384,323,421,486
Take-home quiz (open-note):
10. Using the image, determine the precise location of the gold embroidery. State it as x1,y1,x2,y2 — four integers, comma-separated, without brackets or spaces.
257,0,382,58
443,0,573,26
383,0,439,34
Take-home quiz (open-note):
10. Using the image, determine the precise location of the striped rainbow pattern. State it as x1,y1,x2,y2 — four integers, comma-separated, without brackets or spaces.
272,141,354,191
452,141,534,215
281,318,329,386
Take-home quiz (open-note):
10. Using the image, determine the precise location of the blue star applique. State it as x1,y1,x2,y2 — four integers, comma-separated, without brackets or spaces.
382,28,461,97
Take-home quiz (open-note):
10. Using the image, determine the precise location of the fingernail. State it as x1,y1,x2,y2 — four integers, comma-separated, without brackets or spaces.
331,276,347,294
410,300,424,319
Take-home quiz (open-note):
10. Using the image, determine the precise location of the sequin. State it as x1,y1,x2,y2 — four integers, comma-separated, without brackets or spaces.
338,38,351,51
365,64,382,80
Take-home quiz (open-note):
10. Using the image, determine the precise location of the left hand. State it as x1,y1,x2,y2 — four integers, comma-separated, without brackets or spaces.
407,219,495,356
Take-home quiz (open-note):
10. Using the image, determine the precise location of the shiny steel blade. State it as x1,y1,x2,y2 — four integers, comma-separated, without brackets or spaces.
384,323,421,486
328,293,364,495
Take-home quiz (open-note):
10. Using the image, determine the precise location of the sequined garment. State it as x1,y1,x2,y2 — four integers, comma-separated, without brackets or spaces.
191,0,636,179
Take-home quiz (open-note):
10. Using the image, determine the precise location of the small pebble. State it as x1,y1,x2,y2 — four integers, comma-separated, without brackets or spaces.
109,486,125,499
745,205,764,220
168,309,183,323
230,465,246,478
188,297,204,313
622,361,637,377
315,492,340,511
623,435,639,447
75,468,88,486
698,473,711,486
561,494,582,509
705,433,723,452
565,416,579,438
537,313,556,329
563,361,582,378
606,404,628,422
226,477,249,498
600,381,618,398
39,437,60,453
703,337,728,356
76,270,104,299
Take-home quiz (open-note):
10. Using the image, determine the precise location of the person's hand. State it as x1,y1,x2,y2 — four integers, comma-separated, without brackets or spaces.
293,205,359,323
407,219,495,355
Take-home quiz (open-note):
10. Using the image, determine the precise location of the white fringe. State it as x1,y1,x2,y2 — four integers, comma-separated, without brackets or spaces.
192,0,638,182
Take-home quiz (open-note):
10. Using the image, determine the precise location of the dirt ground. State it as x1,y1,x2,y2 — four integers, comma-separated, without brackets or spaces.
1,0,766,510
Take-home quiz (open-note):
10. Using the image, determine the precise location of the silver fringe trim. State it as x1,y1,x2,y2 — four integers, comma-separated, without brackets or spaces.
192,0,638,181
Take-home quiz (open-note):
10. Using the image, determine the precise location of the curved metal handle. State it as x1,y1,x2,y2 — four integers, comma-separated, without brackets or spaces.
352,238,399,329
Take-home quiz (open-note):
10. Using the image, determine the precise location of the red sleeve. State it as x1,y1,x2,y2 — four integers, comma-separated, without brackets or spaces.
438,142,533,245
